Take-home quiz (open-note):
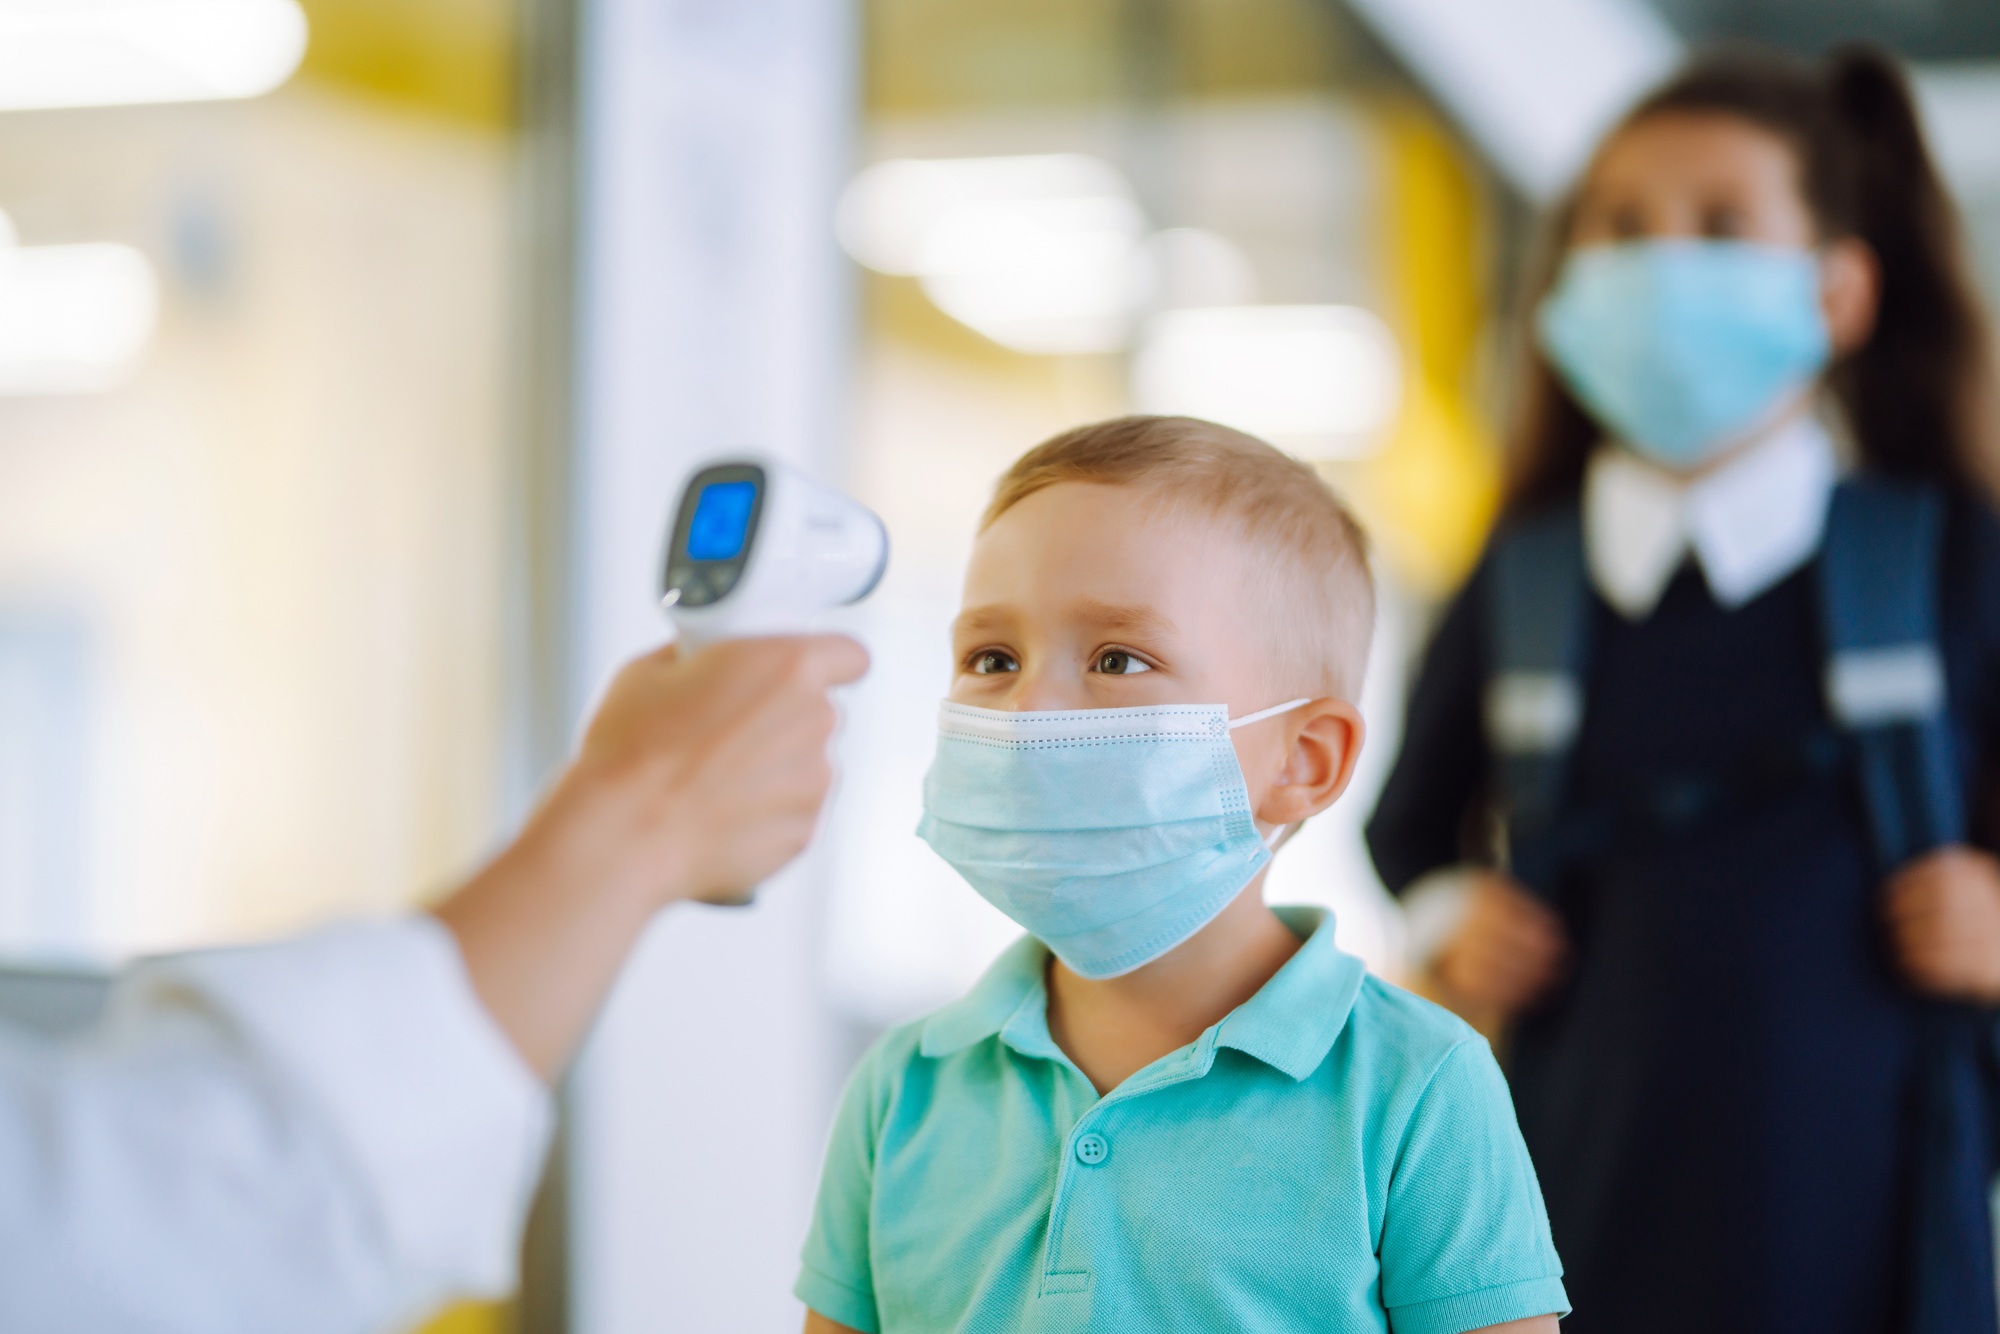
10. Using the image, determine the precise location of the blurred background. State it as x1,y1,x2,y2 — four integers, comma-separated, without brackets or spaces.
4,1,2000,1331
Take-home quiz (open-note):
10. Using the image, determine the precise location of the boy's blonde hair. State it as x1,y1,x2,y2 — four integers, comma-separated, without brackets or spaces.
984,415,1375,699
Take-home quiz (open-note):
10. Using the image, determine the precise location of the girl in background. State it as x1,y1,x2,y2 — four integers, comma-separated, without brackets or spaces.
1369,46,2000,1334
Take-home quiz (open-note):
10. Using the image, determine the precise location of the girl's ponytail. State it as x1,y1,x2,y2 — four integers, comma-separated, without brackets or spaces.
1505,44,2000,511
1824,45,1998,493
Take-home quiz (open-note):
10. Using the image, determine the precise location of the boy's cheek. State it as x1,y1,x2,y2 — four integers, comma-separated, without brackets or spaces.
1230,731,1288,786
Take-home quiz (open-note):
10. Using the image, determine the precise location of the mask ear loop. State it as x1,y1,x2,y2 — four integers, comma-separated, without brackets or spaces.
1226,697,1313,730
1229,698,1315,853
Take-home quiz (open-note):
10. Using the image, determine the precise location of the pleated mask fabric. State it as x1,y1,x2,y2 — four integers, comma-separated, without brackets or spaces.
917,698,1304,979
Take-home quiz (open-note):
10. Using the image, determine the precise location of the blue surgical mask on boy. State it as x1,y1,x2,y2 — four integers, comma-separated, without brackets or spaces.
1535,240,1831,470
917,697,1307,980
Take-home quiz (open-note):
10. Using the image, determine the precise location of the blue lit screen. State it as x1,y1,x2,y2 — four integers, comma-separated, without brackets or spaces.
685,480,758,561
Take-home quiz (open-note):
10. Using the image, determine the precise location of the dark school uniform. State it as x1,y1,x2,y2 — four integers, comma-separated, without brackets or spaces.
1366,486,2000,1334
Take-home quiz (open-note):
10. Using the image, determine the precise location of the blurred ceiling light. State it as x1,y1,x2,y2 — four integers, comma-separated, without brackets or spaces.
838,153,1134,276
0,214,158,395
917,193,1147,355
0,0,308,113
839,153,1149,354
1131,306,1402,458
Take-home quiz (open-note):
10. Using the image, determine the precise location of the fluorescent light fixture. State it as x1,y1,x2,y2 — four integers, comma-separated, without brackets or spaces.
917,193,1147,355
1131,305,1403,457
838,154,1134,276
839,154,1149,354
1344,0,1681,200
0,0,308,113
0,214,158,394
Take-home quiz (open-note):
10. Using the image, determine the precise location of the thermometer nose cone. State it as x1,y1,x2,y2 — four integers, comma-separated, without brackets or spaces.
844,516,890,605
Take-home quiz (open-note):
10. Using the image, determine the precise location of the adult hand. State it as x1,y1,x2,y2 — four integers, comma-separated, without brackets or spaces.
1883,845,2000,1005
436,634,869,1077
562,634,872,906
1431,872,1570,1018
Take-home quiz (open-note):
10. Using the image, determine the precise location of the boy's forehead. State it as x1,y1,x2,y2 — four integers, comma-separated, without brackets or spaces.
962,482,1257,629
971,482,1238,579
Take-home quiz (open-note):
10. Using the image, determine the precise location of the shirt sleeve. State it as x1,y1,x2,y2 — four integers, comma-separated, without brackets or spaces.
1365,559,1497,896
0,916,553,1334
1377,1039,1569,1334
795,1051,886,1333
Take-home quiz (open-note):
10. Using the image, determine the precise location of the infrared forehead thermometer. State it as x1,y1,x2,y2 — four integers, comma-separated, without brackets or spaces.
660,457,889,648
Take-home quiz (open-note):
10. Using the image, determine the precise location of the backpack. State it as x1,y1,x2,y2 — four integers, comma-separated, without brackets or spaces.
1482,476,1994,1334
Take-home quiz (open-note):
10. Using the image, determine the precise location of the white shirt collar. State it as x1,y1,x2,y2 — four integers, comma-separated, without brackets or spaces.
1583,415,1840,621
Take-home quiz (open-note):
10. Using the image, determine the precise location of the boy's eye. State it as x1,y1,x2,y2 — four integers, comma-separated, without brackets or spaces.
1093,649,1152,676
1606,204,1648,240
968,648,1018,675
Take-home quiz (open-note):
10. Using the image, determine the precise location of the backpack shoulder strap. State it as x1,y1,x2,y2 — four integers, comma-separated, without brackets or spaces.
1483,501,1589,891
1824,481,2000,1334
1818,476,1964,864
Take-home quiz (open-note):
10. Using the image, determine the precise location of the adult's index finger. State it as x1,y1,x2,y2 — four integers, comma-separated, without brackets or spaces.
688,633,870,690
795,632,871,685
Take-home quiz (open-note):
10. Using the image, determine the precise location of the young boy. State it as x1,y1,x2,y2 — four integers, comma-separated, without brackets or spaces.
796,416,1567,1333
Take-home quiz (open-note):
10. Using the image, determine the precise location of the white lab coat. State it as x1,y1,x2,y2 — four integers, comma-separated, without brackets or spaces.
0,918,554,1334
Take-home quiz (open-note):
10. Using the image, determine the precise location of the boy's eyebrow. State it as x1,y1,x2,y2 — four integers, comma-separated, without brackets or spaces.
1072,599,1177,641
951,605,1019,641
951,601,1178,642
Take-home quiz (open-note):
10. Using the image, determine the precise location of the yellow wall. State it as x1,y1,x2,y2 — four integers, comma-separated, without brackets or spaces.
1343,102,1501,593
296,0,515,127
866,0,1351,113
0,89,514,950
412,1299,510,1334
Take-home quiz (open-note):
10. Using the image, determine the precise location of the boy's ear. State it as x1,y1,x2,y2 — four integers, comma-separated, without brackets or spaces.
1258,699,1365,826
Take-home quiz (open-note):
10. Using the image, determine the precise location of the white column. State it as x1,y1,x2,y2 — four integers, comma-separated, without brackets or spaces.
567,2,856,1329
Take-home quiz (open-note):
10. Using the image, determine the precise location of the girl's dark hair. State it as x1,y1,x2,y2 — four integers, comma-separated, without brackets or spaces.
1506,44,1999,511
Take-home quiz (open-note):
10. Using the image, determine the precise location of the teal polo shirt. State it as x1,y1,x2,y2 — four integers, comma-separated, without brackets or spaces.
797,907,1568,1333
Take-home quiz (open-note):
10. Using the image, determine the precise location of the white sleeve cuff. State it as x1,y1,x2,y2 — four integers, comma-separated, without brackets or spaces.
113,917,555,1308
1399,868,1478,972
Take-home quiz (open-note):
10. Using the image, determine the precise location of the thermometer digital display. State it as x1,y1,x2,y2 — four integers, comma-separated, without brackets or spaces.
685,480,759,561
660,456,887,648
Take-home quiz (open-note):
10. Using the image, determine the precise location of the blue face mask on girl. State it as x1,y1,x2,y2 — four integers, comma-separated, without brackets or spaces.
1535,240,1832,470
916,697,1306,980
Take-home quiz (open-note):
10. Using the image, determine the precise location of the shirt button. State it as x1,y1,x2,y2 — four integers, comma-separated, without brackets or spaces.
1074,1132,1109,1166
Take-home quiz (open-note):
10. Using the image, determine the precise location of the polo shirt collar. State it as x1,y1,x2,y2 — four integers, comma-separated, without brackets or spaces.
918,906,1366,1082
919,934,1055,1060
1213,905,1366,1080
